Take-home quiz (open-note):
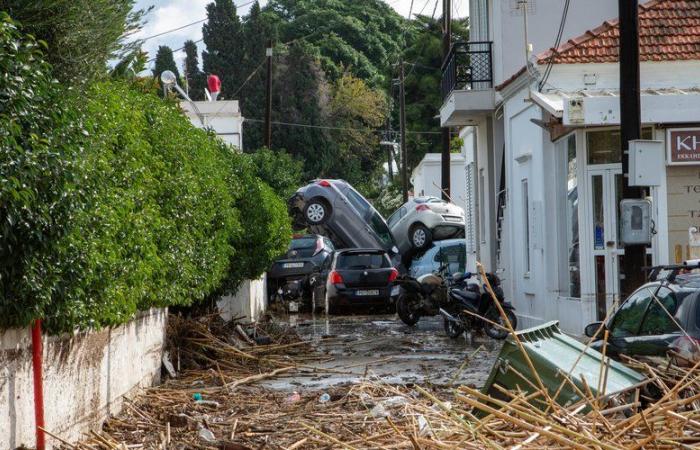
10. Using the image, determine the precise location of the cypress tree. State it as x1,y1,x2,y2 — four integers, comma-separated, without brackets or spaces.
183,40,206,100
153,45,180,96
202,0,244,100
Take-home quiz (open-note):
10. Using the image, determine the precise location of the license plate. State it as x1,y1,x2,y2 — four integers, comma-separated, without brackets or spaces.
356,289,379,296
391,285,400,296
283,262,304,269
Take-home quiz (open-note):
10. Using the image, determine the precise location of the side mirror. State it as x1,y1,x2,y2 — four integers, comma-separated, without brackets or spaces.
584,322,604,338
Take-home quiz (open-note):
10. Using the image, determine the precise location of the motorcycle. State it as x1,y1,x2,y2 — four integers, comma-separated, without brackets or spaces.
394,265,468,326
439,272,517,340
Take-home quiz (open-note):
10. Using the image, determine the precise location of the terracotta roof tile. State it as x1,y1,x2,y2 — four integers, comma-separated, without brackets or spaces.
536,0,700,64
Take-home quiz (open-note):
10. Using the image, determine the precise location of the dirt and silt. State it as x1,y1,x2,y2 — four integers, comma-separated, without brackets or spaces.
67,312,502,449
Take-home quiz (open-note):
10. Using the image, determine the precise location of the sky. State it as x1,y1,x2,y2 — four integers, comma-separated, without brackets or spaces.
131,0,469,71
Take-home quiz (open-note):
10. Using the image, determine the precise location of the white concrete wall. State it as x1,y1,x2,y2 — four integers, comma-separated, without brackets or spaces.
0,308,166,449
410,154,468,212
181,100,244,149
490,0,619,85
217,274,268,322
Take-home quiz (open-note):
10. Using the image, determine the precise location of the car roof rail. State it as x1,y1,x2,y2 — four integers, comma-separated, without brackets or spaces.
644,261,700,283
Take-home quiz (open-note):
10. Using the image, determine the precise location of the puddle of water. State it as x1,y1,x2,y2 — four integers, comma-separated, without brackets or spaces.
263,312,502,392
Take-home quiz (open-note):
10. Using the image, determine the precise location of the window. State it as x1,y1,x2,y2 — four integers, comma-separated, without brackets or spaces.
387,205,407,228
336,253,390,270
564,134,580,297
369,213,395,249
586,128,653,164
609,288,653,337
290,237,317,250
435,243,467,275
522,178,530,273
639,287,681,335
323,238,335,251
346,189,371,217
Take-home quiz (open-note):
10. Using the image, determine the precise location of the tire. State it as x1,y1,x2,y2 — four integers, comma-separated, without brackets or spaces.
409,223,432,250
304,199,330,225
443,316,464,338
484,308,517,340
396,294,421,326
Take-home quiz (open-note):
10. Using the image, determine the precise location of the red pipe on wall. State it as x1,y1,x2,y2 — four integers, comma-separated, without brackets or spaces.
32,319,45,450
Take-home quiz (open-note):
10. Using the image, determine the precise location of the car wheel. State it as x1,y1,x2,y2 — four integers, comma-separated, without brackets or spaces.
304,199,329,225
409,224,432,250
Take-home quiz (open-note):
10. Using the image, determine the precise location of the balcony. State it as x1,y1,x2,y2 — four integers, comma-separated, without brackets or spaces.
440,41,495,127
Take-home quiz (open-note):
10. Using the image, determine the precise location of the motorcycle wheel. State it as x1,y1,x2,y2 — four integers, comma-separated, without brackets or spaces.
443,316,464,338
396,294,421,326
484,308,517,340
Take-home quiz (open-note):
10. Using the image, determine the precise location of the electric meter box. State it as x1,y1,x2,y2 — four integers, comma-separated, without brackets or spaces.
629,139,664,186
620,199,652,245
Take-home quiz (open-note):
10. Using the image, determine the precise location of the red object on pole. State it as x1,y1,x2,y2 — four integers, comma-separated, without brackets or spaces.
32,319,45,450
207,74,221,94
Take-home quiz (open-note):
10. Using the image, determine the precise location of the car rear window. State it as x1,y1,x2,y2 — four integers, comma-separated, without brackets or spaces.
336,253,390,270
290,237,316,250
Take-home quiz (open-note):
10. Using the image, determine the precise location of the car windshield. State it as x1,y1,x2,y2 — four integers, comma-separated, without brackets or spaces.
337,253,389,270
289,237,316,250
369,212,395,249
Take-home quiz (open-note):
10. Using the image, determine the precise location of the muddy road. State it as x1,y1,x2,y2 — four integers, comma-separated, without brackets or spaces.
263,313,502,392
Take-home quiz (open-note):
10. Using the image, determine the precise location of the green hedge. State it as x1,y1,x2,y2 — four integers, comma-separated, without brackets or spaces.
0,15,291,333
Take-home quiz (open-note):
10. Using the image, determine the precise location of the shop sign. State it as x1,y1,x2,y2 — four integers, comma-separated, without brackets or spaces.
667,128,700,165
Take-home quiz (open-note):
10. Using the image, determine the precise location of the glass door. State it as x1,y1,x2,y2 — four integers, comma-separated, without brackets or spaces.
588,167,624,320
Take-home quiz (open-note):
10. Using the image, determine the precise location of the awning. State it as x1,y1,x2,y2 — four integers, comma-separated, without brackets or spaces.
530,88,700,126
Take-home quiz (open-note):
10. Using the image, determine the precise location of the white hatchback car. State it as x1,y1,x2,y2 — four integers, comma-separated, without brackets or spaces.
387,197,465,254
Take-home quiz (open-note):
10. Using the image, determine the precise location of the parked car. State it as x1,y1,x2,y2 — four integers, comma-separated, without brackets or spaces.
387,196,465,255
408,239,466,279
585,264,700,362
310,248,399,314
268,234,335,309
288,179,400,260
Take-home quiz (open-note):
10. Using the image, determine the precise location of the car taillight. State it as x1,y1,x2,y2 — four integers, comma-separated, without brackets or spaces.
313,237,323,255
388,268,399,282
329,271,344,285
317,180,332,187
416,204,430,212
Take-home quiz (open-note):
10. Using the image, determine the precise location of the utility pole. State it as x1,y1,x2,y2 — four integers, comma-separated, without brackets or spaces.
441,0,452,201
619,0,645,298
264,40,273,148
399,60,409,203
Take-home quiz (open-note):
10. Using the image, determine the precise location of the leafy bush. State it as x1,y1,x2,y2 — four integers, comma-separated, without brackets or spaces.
0,16,291,333
247,147,304,199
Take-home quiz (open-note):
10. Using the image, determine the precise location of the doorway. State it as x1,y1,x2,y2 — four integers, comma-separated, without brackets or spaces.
588,166,624,320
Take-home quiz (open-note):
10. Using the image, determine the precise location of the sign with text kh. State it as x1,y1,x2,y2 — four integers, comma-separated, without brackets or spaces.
668,128,700,165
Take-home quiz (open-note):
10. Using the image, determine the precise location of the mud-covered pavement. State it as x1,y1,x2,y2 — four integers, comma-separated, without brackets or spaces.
263,312,502,391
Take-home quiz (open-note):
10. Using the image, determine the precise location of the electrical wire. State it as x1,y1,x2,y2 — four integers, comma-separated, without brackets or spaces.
538,0,570,91
244,118,441,135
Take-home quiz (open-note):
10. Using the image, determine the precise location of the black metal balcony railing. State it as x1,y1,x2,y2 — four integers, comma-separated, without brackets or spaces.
441,41,493,99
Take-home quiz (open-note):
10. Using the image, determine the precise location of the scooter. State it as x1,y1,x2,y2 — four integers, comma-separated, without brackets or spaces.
438,272,517,340
394,265,469,326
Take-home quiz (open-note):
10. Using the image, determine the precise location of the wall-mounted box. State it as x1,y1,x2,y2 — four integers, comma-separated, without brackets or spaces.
629,139,664,186
620,199,652,245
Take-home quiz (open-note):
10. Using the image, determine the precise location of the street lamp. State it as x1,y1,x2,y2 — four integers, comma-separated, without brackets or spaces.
160,70,205,126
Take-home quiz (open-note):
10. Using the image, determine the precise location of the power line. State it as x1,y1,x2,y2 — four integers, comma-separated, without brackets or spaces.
147,38,203,63
140,0,259,42
244,118,441,135
538,0,570,91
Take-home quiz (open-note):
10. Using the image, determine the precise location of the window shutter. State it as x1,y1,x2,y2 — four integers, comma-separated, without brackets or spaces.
465,162,476,253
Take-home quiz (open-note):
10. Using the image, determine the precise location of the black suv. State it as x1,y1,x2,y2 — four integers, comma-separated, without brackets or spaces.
585,263,700,363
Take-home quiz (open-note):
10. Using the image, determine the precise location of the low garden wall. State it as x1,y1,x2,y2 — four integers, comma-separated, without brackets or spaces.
0,308,167,449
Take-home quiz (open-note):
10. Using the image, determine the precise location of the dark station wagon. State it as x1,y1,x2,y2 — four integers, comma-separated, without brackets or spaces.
586,264,700,363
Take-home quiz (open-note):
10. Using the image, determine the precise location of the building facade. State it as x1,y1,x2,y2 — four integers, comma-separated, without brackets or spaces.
445,0,700,334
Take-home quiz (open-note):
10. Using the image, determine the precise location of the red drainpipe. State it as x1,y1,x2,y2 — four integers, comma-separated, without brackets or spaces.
32,319,45,450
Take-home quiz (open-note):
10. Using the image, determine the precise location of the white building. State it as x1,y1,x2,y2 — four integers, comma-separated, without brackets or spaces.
445,0,700,334
411,153,468,207
181,100,244,149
